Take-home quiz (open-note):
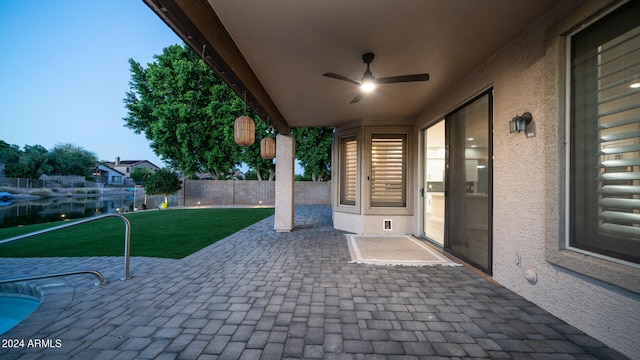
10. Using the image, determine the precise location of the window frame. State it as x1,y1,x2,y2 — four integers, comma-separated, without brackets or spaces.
544,0,640,294
370,133,408,208
334,128,361,214
565,0,640,269
363,126,414,216
339,135,358,207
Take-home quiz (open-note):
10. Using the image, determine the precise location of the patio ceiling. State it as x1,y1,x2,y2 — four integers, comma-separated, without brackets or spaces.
144,0,560,134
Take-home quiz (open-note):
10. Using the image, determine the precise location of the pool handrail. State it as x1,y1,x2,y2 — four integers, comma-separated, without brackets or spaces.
0,214,131,281
0,270,106,286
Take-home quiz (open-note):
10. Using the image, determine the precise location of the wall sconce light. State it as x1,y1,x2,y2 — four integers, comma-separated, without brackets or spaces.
509,112,532,133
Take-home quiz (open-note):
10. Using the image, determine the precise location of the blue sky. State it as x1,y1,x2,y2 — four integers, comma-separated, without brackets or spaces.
0,0,181,167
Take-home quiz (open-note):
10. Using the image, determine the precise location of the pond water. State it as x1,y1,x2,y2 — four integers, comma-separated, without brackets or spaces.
0,194,178,228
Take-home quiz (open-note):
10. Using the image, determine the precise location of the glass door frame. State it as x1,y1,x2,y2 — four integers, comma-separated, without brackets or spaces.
421,88,493,275
444,89,493,274
422,120,446,246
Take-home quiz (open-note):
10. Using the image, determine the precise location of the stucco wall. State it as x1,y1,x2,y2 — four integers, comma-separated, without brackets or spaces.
178,180,330,207
413,0,640,357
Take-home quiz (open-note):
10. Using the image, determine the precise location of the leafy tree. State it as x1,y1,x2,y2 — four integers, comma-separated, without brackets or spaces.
48,143,97,177
291,127,333,181
124,44,257,179
0,141,21,177
0,140,14,153
130,167,153,185
144,168,182,206
13,145,52,179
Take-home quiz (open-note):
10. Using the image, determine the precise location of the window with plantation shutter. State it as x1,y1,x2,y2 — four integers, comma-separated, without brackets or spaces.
370,134,407,207
569,0,640,265
340,136,357,206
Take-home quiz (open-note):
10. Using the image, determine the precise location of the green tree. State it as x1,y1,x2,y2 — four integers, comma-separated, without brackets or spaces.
144,168,182,206
130,167,153,185
12,145,52,179
0,141,22,177
291,127,333,181
48,143,97,177
124,44,253,179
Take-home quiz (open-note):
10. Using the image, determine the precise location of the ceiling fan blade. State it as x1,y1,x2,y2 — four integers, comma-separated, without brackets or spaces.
323,72,361,86
376,73,430,84
350,92,365,104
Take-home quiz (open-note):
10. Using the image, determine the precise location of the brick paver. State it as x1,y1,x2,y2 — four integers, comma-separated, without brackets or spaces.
0,205,630,359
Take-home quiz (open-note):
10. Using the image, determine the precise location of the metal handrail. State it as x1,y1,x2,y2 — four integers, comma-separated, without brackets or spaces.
0,214,131,280
0,270,106,286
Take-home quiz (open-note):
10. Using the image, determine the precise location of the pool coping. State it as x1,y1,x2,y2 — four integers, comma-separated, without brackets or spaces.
0,279,75,339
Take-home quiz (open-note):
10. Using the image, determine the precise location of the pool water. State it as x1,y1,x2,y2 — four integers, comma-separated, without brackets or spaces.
0,295,41,334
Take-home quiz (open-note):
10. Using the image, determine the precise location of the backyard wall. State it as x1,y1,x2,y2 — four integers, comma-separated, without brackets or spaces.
414,0,640,357
178,180,331,207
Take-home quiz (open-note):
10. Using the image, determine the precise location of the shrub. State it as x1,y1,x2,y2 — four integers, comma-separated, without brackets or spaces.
0,186,19,194
30,189,54,198
74,188,99,194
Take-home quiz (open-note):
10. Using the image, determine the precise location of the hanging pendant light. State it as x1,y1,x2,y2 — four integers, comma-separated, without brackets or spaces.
261,137,275,159
234,115,255,146
234,92,255,146
260,118,276,159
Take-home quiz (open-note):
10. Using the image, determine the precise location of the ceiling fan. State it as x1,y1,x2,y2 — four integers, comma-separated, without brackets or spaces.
323,52,430,104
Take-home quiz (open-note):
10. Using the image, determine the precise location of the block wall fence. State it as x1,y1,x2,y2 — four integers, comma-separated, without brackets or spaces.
177,180,331,207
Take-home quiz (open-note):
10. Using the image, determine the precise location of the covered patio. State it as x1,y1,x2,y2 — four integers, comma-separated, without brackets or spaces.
135,1,640,357
0,206,628,358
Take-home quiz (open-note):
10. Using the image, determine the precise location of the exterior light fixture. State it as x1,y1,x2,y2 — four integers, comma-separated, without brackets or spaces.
234,115,255,146
260,120,276,159
260,137,276,159
234,92,255,146
509,112,532,133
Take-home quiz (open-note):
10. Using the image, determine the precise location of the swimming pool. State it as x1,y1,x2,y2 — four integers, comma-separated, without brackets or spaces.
0,283,42,335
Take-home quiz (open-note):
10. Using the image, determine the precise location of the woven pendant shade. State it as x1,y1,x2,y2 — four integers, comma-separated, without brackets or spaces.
260,137,276,159
234,116,255,146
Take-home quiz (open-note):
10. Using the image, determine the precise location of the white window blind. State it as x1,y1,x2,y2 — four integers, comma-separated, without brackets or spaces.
569,0,640,265
340,137,357,206
597,24,640,241
370,134,406,207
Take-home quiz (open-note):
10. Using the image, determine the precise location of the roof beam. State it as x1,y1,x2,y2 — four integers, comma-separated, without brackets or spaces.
143,0,291,135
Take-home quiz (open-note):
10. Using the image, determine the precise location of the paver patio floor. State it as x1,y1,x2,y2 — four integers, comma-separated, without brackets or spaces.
0,205,629,359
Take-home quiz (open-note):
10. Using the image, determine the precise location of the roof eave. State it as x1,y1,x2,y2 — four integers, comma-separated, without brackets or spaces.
142,0,291,135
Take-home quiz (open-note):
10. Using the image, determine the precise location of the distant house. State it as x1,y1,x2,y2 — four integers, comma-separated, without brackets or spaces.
94,164,126,186
106,157,160,180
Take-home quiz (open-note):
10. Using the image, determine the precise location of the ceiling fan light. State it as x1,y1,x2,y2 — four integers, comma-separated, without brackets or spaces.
361,80,376,92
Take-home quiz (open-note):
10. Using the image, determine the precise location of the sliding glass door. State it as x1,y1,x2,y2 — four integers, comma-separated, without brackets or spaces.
445,91,493,273
422,91,492,273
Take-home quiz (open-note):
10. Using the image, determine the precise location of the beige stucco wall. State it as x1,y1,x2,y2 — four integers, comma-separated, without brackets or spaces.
413,0,640,357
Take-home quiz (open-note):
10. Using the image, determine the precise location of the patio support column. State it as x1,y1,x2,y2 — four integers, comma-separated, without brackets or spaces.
275,134,295,232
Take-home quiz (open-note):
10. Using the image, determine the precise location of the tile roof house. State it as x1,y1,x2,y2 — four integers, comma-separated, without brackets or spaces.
93,164,126,186
105,156,160,179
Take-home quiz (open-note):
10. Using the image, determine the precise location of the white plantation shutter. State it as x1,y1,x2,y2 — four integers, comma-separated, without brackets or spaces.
570,0,640,264
597,24,640,241
370,134,407,207
340,137,357,206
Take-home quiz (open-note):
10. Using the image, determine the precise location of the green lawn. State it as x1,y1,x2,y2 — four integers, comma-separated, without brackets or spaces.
0,208,274,259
